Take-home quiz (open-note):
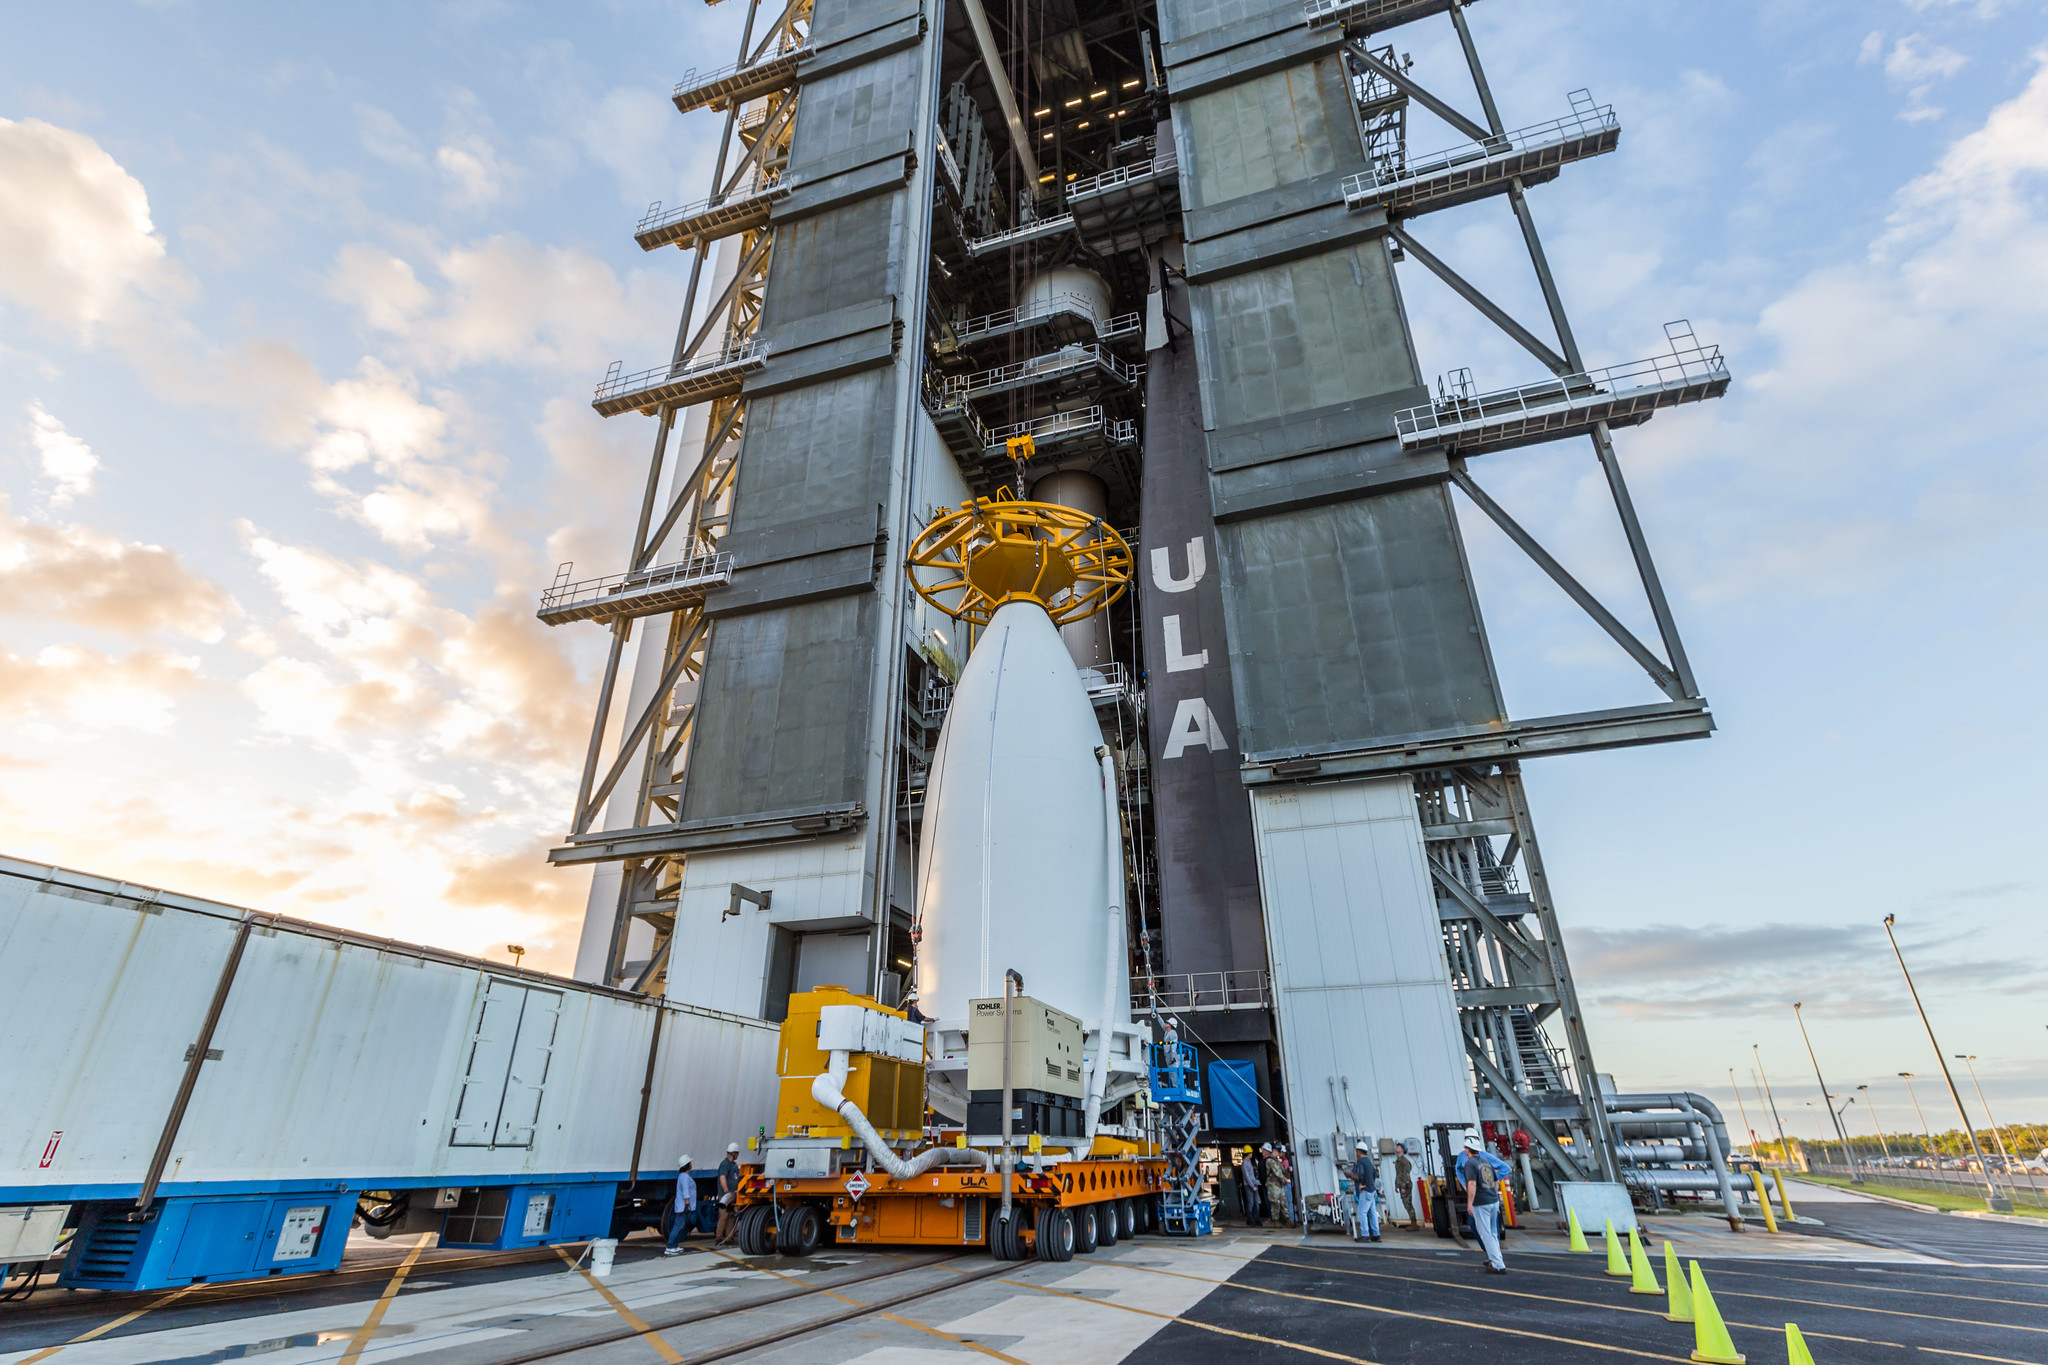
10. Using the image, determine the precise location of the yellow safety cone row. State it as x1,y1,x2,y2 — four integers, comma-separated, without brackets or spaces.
1785,1324,1816,1365
1604,1218,1630,1277
1688,1260,1746,1364
1663,1240,1693,1322
1627,1228,1661,1295
1568,1207,1590,1252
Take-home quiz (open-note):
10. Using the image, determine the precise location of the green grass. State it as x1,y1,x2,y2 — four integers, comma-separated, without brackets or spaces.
1794,1171,2048,1218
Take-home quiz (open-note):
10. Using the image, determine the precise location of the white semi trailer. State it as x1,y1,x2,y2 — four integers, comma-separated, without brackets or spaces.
0,855,778,1291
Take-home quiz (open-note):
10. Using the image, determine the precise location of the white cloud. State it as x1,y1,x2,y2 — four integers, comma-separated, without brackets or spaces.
437,138,509,207
0,118,168,334
0,489,238,639
0,643,202,734
28,403,99,506
355,103,427,170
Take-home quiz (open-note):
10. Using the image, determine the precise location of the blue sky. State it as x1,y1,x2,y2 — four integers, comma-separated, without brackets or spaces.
2,0,2043,1137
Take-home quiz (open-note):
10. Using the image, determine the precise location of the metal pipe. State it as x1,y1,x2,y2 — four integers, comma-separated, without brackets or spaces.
628,1006,666,1183
811,1052,991,1178
1602,1093,1741,1228
1000,967,1022,1231
955,0,1041,185
139,916,256,1212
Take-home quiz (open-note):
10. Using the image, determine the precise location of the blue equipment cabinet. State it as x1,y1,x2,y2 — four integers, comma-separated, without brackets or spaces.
62,1191,355,1290
439,1181,616,1250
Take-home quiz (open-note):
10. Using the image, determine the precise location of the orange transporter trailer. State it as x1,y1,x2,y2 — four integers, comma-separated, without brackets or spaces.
731,986,1166,1260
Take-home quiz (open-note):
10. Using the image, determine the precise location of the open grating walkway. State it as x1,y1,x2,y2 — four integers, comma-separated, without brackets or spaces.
1344,92,1619,217
536,553,734,626
591,340,765,417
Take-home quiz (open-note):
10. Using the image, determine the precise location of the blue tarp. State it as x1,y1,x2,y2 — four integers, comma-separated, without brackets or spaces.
1207,1059,1259,1130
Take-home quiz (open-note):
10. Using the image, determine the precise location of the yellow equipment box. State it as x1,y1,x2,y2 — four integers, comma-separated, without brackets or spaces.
775,985,927,1139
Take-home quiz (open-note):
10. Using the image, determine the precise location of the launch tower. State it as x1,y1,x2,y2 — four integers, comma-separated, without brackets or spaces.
549,0,1726,1209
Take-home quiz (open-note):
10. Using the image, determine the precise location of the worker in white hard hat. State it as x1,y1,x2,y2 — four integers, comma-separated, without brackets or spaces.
1349,1140,1382,1242
713,1142,743,1248
664,1154,697,1256
1458,1133,1511,1274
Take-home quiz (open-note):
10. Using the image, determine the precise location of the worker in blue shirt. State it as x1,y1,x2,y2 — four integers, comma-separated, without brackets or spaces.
714,1142,743,1248
1349,1141,1382,1241
664,1154,697,1256
1458,1133,1511,1273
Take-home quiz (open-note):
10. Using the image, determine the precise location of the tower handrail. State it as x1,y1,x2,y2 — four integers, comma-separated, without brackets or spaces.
1394,340,1727,444
1342,98,1617,205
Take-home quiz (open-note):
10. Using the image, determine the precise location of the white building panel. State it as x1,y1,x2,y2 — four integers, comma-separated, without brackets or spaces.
0,857,776,1200
1251,778,1476,1202
668,837,872,1017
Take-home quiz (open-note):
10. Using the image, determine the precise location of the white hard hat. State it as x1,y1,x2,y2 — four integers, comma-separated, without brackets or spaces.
678,1153,693,1167
727,1141,741,1153
1461,1133,1484,1150
1355,1140,1371,1151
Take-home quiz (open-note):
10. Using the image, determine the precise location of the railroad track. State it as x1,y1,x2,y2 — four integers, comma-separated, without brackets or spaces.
494,1250,1018,1365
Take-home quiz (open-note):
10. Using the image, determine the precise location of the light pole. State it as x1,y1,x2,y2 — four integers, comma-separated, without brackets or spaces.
1882,914,2009,1212
1856,1085,1894,1164
1794,1002,1860,1182
1730,1068,1761,1156
1754,1045,1792,1163
1804,1101,1827,1143
1954,1055,2013,1165
1897,1072,1935,1161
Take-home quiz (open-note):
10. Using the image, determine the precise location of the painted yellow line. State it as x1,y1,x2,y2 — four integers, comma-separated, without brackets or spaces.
1108,1252,1694,1361
552,1246,684,1364
336,1233,432,1365
1252,1249,1912,1352
875,1309,1033,1364
1002,1274,1386,1364
14,1284,199,1365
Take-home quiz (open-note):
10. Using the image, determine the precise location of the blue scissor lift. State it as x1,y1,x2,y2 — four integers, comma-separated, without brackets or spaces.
1150,1041,1212,1236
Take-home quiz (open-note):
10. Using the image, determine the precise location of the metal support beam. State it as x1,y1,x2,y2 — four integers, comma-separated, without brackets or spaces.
1348,42,1491,145
1389,225,1568,375
1498,763,1621,1182
1428,855,1544,975
1464,1034,1588,1181
1449,463,1686,699
139,916,256,1212
573,623,632,836
1447,0,1505,136
578,616,706,833
1589,423,1700,698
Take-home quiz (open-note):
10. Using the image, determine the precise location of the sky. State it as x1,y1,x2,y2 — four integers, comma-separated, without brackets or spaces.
1,0,2044,1139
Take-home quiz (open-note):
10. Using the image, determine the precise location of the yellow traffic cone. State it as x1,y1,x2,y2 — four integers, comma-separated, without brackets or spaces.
1785,1324,1815,1365
1663,1240,1693,1322
1604,1218,1630,1277
1689,1260,1746,1364
1568,1207,1590,1252
1627,1228,1661,1295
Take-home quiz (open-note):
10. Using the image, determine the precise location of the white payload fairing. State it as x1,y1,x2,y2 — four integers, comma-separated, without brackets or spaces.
904,496,1148,1134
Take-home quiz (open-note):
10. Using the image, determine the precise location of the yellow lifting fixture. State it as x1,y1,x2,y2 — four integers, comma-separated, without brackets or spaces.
906,491,1133,627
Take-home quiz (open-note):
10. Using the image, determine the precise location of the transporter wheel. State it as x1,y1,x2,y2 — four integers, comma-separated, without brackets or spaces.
1118,1198,1138,1240
736,1203,776,1256
777,1203,824,1257
1073,1203,1100,1254
1096,1200,1119,1247
1035,1205,1075,1262
989,1208,1025,1261
1432,1188,1453,1240
1144,1196,1161,1233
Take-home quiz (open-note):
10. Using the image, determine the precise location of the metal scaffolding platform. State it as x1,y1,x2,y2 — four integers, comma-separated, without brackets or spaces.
537,554,735,626
1394,335,1728,457
1066,151,1181,254
950,295,1141,353
983,405,1136,462
942,343,1144,404
635,178,792,252
592,340,766,417
964,214,1076,258
923,382,993,464
1343,93,1618,217
1303,0,1464,32
671,47,810,115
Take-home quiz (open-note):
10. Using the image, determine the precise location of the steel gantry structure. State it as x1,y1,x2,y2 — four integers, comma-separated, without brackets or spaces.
547,0,1732,1212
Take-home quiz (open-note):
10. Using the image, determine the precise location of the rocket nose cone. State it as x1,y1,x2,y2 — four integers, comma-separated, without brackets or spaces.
914,600,1117,1023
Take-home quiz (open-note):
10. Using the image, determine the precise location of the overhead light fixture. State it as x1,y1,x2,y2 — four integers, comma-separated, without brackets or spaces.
1066,171,1077,180
1091,89,1108,99
1077,120,1089,129
1034,107,1051,117
1039,172,1054,182
1041,131,1053,140
1064,97,1082,107
1122,78,1141,89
